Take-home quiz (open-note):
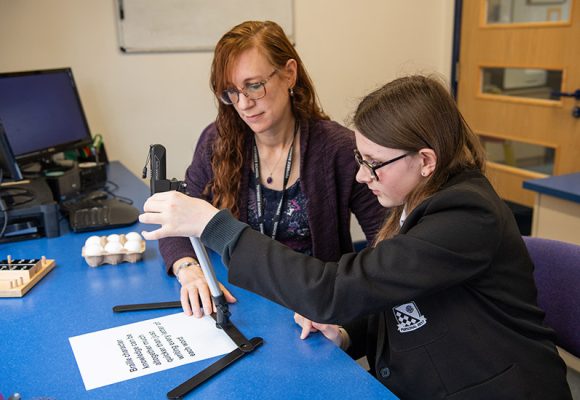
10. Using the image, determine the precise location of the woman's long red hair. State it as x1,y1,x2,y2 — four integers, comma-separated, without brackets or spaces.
206,21,328,216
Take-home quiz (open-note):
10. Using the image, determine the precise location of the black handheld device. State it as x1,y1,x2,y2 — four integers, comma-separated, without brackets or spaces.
147,144,186,195
147,144,228,324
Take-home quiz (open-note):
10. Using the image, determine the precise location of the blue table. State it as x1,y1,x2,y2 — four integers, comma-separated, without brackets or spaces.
523,173,580,204
523,173,580,245
0,162,396,399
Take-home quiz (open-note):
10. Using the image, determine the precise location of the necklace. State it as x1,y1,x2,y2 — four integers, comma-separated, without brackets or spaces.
257,121,299,185
264,149,286,185
252,120,299,239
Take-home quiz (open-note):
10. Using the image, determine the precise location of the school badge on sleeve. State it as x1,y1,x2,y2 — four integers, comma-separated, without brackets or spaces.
393,302,427,333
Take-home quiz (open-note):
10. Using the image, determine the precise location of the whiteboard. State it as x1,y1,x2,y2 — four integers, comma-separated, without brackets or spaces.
115,0,294,53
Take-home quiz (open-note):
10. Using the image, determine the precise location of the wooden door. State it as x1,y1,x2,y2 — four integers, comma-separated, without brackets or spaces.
457,0,580,207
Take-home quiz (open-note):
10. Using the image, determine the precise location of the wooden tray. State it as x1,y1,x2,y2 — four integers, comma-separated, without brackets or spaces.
0,258,56,297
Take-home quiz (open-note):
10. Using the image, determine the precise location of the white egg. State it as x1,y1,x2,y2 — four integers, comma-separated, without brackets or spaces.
125,232,142,242
84,243,104,256
104,241,124,253
124,240,142,253
85,236,102,246
107,234,121,242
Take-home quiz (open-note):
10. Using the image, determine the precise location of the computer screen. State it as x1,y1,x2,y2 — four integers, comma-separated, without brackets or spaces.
0,120,23,181
0,68,93,165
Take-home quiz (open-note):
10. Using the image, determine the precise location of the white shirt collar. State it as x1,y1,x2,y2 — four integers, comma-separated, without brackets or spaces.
399,208,407,227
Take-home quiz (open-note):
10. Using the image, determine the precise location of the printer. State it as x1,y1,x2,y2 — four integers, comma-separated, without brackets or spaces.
0,179,60,242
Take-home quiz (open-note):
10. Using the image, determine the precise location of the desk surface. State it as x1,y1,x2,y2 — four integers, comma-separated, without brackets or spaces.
523,172,580,204
0,162,395,399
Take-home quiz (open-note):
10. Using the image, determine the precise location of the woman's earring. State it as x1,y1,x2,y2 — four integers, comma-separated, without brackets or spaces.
421,171,427,177
289,87,294,97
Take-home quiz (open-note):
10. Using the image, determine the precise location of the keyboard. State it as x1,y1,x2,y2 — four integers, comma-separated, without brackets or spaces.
65,197,140,233
70,204,110,231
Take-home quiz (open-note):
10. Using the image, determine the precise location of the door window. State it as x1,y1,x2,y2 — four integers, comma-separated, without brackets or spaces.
481,67,563,101
486,0,571,24
479,135,556,174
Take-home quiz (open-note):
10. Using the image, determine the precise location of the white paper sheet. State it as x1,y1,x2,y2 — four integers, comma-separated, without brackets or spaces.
69,312,237,390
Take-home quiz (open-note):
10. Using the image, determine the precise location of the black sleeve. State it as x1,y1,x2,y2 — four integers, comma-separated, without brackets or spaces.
344,317,370,361
201,209,250,265
225,186,504,325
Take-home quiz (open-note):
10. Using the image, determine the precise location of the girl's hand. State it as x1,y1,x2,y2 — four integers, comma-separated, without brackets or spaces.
139,191,219,239
293,313,342,347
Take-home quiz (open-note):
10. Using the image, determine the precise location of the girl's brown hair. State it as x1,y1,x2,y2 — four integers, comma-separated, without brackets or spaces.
206,20,328,216
353,75,486,243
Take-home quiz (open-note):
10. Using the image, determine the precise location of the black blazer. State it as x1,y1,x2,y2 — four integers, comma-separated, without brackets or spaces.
222,170,571,399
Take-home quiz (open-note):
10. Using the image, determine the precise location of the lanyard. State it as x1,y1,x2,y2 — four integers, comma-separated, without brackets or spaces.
252,129,297,240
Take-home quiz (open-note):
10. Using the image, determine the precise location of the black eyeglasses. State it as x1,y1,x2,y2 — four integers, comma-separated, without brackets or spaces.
219,70,278,105
353,149,409,180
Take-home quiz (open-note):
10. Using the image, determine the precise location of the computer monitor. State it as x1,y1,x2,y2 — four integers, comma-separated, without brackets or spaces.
0,119,23,181
0,68,93,166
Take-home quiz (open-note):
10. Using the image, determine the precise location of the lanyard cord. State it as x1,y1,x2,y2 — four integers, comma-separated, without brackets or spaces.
252,122,298,240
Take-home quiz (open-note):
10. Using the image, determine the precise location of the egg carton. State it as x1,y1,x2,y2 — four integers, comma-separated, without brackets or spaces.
81,232,146,267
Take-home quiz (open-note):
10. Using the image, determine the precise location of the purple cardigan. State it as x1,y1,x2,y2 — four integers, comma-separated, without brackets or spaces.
159,119,387,272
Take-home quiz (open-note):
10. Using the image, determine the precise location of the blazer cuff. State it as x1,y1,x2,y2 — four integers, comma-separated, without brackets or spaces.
201,209,249,264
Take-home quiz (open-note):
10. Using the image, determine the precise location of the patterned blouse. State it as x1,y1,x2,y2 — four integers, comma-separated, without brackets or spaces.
247,173,312,255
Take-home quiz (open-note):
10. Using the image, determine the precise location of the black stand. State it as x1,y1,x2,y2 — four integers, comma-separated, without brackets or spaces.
113,144,263,399
113,298,263,399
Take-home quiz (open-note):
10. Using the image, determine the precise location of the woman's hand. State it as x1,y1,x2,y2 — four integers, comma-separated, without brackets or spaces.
139,191,219,239
176,261,237,317
293,313,342,347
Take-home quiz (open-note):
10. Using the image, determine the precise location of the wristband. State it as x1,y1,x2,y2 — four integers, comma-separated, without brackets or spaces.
175,261,198,282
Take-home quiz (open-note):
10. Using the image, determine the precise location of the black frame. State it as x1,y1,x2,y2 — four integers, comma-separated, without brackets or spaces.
354,149,409,180
0,120,23,181
451,0,463,99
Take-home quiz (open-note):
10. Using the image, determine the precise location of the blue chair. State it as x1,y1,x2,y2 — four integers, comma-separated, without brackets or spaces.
523,236,580,358
523,236,580,398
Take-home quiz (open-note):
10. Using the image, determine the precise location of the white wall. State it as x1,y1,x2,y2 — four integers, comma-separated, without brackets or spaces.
0,0,455,181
